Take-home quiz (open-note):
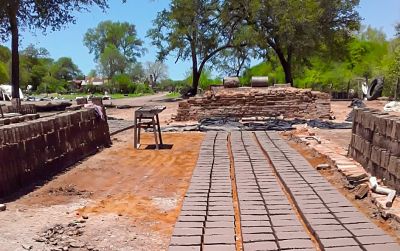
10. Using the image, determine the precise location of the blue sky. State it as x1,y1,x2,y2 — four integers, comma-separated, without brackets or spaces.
3,0,400,80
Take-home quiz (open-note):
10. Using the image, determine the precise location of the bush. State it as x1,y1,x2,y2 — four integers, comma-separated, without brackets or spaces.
37,76,68,93
112,74,133,93
134,83,154,94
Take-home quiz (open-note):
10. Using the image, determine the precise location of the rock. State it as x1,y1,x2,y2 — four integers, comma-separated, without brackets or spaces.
22,244,32,250
316,164,330,170
70,241,85,248
354,184,369,199
0,204,6,211
82,215,89,220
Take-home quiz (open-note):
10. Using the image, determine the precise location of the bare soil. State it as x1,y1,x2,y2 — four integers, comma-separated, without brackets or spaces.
0,131,204,251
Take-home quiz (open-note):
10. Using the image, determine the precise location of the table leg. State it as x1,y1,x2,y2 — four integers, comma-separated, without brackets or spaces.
133,113,137,149
156,114,163,145
152,117,159,150
137,117,142,147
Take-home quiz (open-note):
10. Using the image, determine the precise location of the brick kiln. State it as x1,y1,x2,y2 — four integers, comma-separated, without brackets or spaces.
174,87,331,121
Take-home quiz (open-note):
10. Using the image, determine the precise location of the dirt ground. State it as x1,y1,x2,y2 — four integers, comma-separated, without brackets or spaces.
0,131,204,251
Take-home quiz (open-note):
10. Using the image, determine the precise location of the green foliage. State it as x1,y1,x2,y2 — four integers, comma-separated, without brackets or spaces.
51,57,82,80
0,61,8,83
184,68,222,91
134,83,154,95
37,76,68,93
241,62,285,86
84,20,144,79
148,0,245,93
112,74,134,93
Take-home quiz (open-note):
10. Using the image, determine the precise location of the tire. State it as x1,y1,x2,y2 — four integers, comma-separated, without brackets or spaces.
366,78,384,101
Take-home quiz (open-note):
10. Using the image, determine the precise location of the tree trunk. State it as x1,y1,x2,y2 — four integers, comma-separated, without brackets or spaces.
191,70,200,96
275,49,293,85
9,4,20,100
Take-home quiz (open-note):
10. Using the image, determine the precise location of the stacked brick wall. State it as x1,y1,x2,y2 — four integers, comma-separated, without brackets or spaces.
349,108,400,192
0,108,111,198
1,104,37,115
175,87,331,121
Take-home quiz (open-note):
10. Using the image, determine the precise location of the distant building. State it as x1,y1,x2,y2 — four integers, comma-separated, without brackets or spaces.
81,76,106,86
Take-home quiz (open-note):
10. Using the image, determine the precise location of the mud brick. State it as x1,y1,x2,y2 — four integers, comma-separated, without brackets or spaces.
349,228,386,237
241,226,273,234
206,216,234,222
364,243,400,251
173,228,203,236
174,222,203,228
242,233,275,242
170,236,202,246
205,222,234,228
276,231,310,240
241,221,271,227
178,215,205,222
243,241,278,251
356,235,396,245
203,245,235,251
203,234,235,245
316,230,352,239
325,246,363,251
320,238,359,248
278,239,314,249
204,228,235,236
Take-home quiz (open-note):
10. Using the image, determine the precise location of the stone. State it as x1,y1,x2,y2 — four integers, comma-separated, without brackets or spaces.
316,164,330,170
0,204,6,211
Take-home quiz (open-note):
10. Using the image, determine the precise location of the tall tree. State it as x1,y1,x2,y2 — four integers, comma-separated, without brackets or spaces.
144,61,168,88
84,20,144,63
243,0,360,85
51,57,82,81
0,0,108,100
148,0,246,96
98,44,128,80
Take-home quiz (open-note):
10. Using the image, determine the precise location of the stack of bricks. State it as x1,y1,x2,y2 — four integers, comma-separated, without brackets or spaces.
0,108,111,198
349,108,400,192
1,104,37,115
175,87,331,121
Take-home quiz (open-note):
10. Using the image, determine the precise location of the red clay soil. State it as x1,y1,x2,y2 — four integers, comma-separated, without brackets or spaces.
20,131,204,234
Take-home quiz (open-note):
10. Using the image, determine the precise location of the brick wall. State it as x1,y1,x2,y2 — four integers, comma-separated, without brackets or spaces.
0,108,111,198
349,108,400,192
175,87,331,121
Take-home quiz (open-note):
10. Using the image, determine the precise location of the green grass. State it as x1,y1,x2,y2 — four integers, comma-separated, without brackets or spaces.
165,92,181,98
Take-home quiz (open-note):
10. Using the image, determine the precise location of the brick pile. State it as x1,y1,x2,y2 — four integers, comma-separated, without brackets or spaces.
349,108,400,192
1,104,37,115
175,87,331,121
0,108,111,198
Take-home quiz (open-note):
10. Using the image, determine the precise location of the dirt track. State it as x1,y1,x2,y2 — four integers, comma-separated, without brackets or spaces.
0,131,204,251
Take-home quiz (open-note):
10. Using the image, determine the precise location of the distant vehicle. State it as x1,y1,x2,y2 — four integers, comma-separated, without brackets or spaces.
0,84,24,101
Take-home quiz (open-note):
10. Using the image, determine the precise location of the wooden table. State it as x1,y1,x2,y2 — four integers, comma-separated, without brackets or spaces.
133,105,166,150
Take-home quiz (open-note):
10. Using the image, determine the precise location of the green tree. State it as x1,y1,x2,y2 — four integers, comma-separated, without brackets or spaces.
148,0,246,95
242,0,360,85
84,20,144,63
19,44,52,90
99,44,128,80
0,0,109,99
0,61,9,83
51,57,82,81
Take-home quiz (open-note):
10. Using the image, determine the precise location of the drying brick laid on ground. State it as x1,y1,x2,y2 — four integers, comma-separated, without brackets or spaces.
169,131,399,250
